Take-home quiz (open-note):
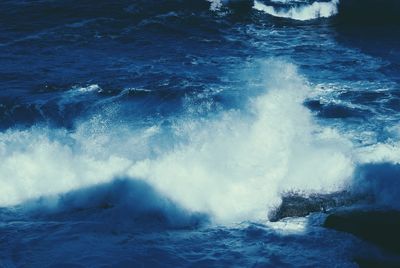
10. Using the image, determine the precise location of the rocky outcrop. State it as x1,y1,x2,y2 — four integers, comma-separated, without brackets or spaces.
354,258,400,268
268,191,368,222
324,209,400,255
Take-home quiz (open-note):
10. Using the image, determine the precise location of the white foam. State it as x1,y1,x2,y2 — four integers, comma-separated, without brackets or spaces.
207,0,247,11
253,0,339,21
0,128,131,206
77,84,101,93
356,142,400,165
61,84,102,103
208,0,224,11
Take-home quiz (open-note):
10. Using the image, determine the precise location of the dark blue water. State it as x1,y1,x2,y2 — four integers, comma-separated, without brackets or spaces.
1,0,400,267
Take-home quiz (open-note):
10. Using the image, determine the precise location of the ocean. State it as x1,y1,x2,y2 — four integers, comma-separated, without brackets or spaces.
0,0,400,267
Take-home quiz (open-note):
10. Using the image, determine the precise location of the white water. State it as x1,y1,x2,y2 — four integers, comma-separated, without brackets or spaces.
208,0,224,11
253,0,340,21
2,60,398,223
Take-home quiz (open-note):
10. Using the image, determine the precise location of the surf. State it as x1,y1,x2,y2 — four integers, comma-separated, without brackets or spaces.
253,0,340,21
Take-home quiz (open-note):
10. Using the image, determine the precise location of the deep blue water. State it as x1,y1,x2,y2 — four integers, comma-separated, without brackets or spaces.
1,0,400,267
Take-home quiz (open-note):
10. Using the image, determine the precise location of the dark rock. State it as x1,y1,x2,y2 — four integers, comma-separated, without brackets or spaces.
226,0,254,12
268,191,368,222
324,210,400,255
354,258,400,268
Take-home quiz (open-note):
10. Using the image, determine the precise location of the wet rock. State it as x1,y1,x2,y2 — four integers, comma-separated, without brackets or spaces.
354,257,400,268
227,0,254,12
324,209,400,255
268,191,368,222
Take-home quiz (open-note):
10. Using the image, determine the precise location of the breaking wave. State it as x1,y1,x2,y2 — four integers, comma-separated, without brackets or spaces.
251,0,400,24
253,0,340,21
1,60,399,224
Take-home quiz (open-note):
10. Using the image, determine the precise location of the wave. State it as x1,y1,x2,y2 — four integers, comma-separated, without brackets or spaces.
252,0,400,24
0,60,355,224
20,178,208,229
251,0,400,25
1,59,400,224
253,0,339,21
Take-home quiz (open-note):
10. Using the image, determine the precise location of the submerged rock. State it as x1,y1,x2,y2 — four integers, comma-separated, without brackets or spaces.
324,209,400,255
268,191,368,222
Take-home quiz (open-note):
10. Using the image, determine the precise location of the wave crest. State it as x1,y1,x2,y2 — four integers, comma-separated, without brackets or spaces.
253,0,340,21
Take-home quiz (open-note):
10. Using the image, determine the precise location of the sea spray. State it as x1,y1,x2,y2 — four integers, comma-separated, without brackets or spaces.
128,60,354,223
